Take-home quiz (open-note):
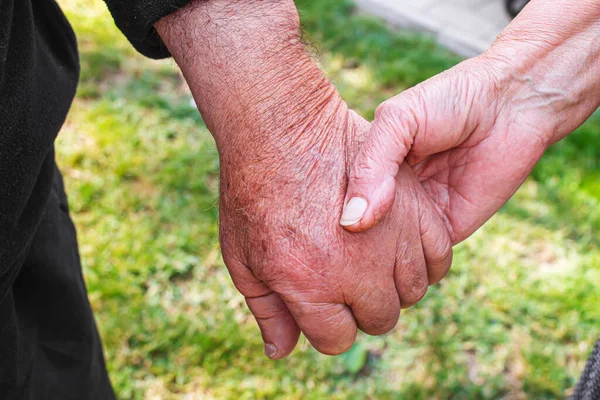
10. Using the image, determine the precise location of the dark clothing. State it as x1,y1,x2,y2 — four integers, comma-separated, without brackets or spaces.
104,0,192,58
0,0,189,397
572,340,600,400
2,163,115,399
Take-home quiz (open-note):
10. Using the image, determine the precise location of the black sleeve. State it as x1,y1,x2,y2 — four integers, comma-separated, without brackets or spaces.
103,0,193,59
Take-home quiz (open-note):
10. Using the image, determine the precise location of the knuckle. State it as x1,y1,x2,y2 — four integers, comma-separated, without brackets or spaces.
374,96,420,156
402,272,429,308
361,315,398,336
312,306,356,355
255,227,337,294
351,286,400,336
432,234,454,266
374,100,399,121
349,158,378,185
412,281,428,303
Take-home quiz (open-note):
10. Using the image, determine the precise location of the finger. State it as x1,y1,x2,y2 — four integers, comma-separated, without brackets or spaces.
341,97,421,232
396,254,429,309
393,221,430,309
223,254,300,360
418,192,454,285
283,299,357,356
347,275,401,336
246,293,301,360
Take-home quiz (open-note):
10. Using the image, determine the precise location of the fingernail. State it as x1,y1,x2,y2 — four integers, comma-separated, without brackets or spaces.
340,197,368,226
264,343,278,359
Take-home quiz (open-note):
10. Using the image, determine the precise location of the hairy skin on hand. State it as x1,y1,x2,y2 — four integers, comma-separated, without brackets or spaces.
156,0,452,359
343,0,600,243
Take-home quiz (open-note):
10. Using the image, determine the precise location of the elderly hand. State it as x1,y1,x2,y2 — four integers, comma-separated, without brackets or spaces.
218,98,452,359
342,0,600,244
157,0,452,359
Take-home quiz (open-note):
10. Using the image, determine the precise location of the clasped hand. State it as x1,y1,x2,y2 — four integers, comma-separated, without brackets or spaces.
218,93,453,359
157,0,452,359
157,0,600,360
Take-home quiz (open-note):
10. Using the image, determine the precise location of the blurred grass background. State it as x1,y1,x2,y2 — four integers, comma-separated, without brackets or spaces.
56,0,600,398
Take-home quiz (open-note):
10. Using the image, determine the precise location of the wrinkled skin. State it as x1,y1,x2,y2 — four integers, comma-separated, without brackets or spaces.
156,0,454,360
345,58,549,243
155,0,600,361
218,97,452,359
344,0,600,243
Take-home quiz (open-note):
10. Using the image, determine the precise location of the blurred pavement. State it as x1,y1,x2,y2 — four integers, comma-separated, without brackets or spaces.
355,0,512,57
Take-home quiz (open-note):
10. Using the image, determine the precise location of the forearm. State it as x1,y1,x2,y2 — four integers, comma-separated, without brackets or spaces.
484,0,600,145
155,0,342,158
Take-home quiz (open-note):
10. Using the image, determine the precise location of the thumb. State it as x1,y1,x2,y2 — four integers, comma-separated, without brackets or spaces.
341,97,421,232
223,253,301,360
245,292,301,360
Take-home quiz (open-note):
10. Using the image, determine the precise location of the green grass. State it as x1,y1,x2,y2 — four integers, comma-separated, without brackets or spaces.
57,0,600,398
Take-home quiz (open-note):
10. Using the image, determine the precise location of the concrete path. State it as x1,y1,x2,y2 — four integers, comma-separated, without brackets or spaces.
355,0,512,57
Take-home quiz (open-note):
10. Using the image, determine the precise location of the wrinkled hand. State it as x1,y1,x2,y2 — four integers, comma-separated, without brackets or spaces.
219,97,452,359
156,0,452,360
343,0,600,243
343,56,547,243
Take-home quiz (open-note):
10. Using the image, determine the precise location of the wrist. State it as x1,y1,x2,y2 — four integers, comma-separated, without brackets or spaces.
481,0,600,147
155,0,341,153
